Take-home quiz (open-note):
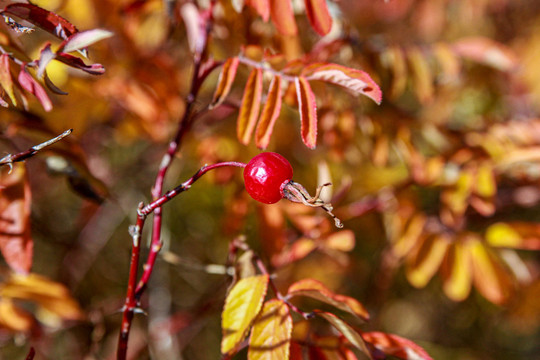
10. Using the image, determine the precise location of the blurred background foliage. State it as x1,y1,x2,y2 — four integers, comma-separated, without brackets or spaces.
0,0,540,359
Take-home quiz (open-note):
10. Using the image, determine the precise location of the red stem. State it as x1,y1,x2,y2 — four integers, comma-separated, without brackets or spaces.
116,1,225,357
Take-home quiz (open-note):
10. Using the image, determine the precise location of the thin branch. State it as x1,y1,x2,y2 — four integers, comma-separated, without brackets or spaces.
237,55,297,83
0,128,72,169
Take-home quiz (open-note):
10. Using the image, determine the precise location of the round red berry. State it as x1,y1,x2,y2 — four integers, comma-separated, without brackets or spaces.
243,152,293,204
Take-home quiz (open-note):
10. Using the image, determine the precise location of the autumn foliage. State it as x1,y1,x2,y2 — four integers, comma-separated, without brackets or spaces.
0,0,539,359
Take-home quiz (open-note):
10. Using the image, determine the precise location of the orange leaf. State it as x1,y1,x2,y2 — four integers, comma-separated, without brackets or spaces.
0,164,33,274
469,237,512,305
255,75,283,149
248,299,292,360
441,238,473,302
452,36,518,71
211,57,240,109
272,237,317,268
270,0,298,36
304,0,333,36
316,311,372,359
304,63,382,104
362,332,433,360
247,0,270,22
0,298,34,332
324,230,355,252
295,76,318,149
406,234,450,289
222,274,269,355
288,278,369,321
392,213,426,259
0,273,84,321
237,68,263,145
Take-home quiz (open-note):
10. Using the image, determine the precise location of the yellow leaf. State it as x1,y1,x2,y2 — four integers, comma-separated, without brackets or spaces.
486,223,522,249
288,278,369,321
381,45,407,99
407,47,434,104
406,234,450,288
222,274,269,355
441,239,472,302
469,238,512,304
0,273,84,322
0,298,34,332
248,299,292,360
474,162,496,198
237,68,263,145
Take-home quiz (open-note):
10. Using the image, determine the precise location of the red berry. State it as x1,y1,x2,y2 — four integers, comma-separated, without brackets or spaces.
243,152,293,204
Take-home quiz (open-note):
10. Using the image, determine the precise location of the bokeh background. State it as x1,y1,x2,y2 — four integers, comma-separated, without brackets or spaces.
0,0,539,359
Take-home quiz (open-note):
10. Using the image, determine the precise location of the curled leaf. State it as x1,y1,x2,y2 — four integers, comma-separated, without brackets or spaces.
316,311,372,359
288,278,369,321
55,53,105,75
18,66,52,112
304,0,333,36
222,274,269,355
295,76,318,149
237,68,263,145
304,63,382,104
37,43,56,80
0,54,17,106
211,57,240,109
255,75,283,149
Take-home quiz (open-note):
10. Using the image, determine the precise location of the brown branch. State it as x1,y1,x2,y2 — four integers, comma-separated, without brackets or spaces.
0,129,72,170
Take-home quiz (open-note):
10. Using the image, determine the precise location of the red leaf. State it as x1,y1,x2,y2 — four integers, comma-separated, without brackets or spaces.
55,53,105,75
304,63,382,104
270,0,298,36
317,312,372,359
255,75,283,149
287,278,370,321
237,68,263,145
18,66,52,112
211,57,240,109
452,36,518,71
2,3,78,41
304,0,333,36
362,332,433,360
0,164,33,274
247,0,270,22
295,76,318,149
